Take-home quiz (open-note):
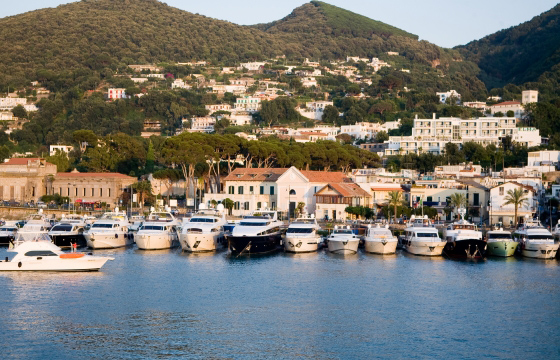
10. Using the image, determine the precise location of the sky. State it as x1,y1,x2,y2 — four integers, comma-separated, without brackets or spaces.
1,0,558,47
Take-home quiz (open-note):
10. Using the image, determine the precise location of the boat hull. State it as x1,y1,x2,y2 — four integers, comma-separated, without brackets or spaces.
284,236,320,253
403,241,446,256
135,233,178,250
0,257,110,271
364,240,398,254
520,242,559,259
50,233,87,248
487,241,518,257
227,234,281,255
327,239,360,254
84,232,133,249
180,232,224,252
444,239,487,259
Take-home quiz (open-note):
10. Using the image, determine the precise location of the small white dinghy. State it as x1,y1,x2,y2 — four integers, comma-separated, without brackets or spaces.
1,237,114,272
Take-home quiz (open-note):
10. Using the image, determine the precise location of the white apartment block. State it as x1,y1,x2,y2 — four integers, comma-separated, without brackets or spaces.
187,116,216,133
107,88,127,100
205,104,232,114
340,121,400,140
49,145,74,156
131,77,148,84
384,115,540,156
346,56,369,63
436,90,461,104
239,62,265,71
490,101,523,117
234,96,261,112
527,151,560,167
0,97,27,111
463,102,487,111
522,90,538,105
229,111,253,126
212,84,246,95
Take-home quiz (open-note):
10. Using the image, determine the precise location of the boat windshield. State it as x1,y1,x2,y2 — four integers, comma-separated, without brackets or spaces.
416,232,438,238
334,229,353,234
488,233,512,240
287,228,314,234
453,224,475,230
528,235,554,240
190,218,217,223
92,223,114,229
294,219,316,224
51,224,74,232
140,225,164,231
0,227,17,232
239,222,269,226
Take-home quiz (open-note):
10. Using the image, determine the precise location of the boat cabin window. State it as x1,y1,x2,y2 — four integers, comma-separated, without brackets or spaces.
140,225,165,231
528,235,554,240
1,227,17,232
92,224,114,229
287,228,314,234
24,250,57,257
334,229,353,234
51,224,73,232
416,232,438,238
488,233,512,240
239,221,269,226
190,218,217,223
453,225,475,230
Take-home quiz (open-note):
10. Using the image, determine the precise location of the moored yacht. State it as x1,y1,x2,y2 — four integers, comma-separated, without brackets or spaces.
180,205,227,252
0,222,18,246
364,224,398,255
227,211,283,255
48,215,87,248
284,214,321,253
21,209,53,231
486,228,518,257
442,209,486,259
399,216,446,256
513,218,559,259
326,225,360,254
135,211,180,250
84,210,132,249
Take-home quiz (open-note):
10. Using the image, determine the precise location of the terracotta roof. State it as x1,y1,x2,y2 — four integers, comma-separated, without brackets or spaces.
56,172,136,179
371,187,402,192
223,168,288,182
319,183,371,198
492,101,521,106
1,158,45,165
299,131,328,136
300,170,349,183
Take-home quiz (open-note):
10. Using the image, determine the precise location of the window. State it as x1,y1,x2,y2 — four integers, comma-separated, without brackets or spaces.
270,186,275,195
234,201,240,210
271,202,276,210
100,189,103,197
257,202,262,209
289,189,296,195
249,186,254,194
238,186,244,195
92,188,95,197
499,187,504,196
244,202,250,210
427,196,432,202
228,186,234,195
83,188,86,196
474,193,480,206
75,188,78,196
108,188,111,197
67,188,70,196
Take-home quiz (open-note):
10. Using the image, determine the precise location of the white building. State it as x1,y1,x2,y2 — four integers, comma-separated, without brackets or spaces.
297,101,334,120
0,97,27,111
463,102,487,111
522,90,538,105
146,74,165,79
49,145,74,156
107,88,127,100
368,58,391,72
340,120,401,140
384,115,540,156
187,116,216,133
234,96,261,112
490,101,523,117
346,56,369,63
436,90,461,104
489,182,536,226
172,79,191,89
205,104,232,114
301,77,318,88
229,111,253,126
527,151,560,167
239,62,265,72
212,84,246,96
131,77,148,84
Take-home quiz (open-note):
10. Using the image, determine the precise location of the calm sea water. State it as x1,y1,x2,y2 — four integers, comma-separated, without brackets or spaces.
0,247,559,359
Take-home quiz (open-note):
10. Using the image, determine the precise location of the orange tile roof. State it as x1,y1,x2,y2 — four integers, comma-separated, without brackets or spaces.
223,168,289,182
56,172,135,179
492,101,521,106
319,183,371,198
1,158,44,165
300,170,349,183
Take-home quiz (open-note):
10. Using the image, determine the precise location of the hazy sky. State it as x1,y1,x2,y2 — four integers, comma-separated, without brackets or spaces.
1,0,558,47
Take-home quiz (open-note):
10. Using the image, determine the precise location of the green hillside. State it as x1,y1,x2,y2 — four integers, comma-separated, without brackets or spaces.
457,4,560,88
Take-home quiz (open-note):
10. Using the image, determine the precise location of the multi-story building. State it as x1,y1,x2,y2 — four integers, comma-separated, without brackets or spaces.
488,182,536,226
172,79,191,89
522,90,538,105
187,116,216,133
211,84,246,96
297,101,334,120
340,121,400,140
384,115,541,156
0,97,27,111
234,96,261,112
436,90,461,104
239,62,265,72
490,101,523,117
205,104,232,114
49,145,74,156
107,88,127,100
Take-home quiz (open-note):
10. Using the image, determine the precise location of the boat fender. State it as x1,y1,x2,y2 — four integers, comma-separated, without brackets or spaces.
18,262,22,268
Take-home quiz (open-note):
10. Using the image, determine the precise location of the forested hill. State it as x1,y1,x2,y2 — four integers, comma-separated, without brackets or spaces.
0,0,474,87
456,4,560,89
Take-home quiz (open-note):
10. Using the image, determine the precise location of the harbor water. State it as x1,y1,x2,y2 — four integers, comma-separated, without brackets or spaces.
0,247,559,359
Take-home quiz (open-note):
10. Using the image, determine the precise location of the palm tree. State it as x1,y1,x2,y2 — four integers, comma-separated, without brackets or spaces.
503,188,528,228
386,191,403,224
449,193,467,219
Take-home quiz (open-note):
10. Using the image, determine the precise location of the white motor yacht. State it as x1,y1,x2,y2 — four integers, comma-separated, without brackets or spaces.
0,240,113,271
364,224,398,255
326,225,360,254
513,218,559,259
227,210,284,255
180,205,227,252
442,209,486,258
284,214,321,253
84,210,132,249
399,216,446,256
48,215,87,248
21,209,53,231
135,211,180,250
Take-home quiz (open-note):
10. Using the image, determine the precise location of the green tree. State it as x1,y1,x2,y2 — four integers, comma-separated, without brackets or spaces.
322,105,339,123
502,188,528,229
132,180,152,213
222,198,234,216
375,131,389,143
386,191,403,224
153,168,182,205
46,150,71,172
449,193,467,219
12,105,27,118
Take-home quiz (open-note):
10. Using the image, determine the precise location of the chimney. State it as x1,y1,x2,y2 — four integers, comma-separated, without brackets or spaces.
433,113,436,119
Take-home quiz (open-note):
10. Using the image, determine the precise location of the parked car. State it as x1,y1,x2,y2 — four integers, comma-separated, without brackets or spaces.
37,201,47,209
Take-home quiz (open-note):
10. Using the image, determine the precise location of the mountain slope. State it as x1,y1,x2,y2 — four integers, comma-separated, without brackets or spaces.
457,4,560,88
